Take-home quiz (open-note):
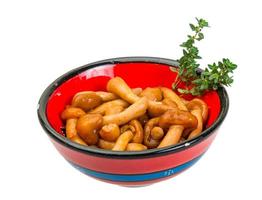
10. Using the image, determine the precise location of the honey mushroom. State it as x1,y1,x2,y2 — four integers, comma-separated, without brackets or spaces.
73,91,118,102
61,107,86,120
89,99,129,115
139,87,162,101
73,88,141,107
71,135,88,146
186,98,208,123
180,97,189,105
65,118,78,139
162,98,178,108
104,105,124,115
98,87,142,100
126,143,148,151
103,97,148,126
65,118,87,146
186,98,208,140
187,109,203,140
158,125,184,148
107,77,175,117
159,109,198,129
72,92,103,111
132,88,143,95
76,114,103,145
147,98,178,117
144,117,165,148
99,124,120,142
97,139,115,150
62,76,209,151
160,87,188,111
151,127,164,140
112,130,134,151
147,101,174,117
157,107,198,148
107,77,140,104
120,120,144,143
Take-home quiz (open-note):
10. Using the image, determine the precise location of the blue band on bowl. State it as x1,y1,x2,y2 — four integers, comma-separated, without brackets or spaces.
69,153,203,182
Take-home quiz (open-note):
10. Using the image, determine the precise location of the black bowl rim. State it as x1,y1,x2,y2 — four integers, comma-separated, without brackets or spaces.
37,56,229,159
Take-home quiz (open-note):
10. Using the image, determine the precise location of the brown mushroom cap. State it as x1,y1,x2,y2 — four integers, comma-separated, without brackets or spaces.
151,127,164,140
159,109,198,129
99,124,120,142
160,87,188,111
148,101,173,117
186,98,208,123
76,114,103,145
61,107,86,120
72,92,103,111
140,87,162,101
162,98,178,108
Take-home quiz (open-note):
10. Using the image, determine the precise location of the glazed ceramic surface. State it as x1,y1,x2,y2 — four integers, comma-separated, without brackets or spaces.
38,57,229,186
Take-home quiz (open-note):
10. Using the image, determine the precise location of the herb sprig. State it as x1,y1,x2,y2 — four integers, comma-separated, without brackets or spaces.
171,18,237,96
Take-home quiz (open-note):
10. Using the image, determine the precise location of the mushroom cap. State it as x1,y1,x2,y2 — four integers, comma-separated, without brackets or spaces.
72,92,103,111
186,98,208,123
76,114,103,145
159,109,198,129
140,87,162,101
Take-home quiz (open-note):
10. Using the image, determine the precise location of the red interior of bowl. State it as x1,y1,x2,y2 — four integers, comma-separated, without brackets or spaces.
46,62,221,136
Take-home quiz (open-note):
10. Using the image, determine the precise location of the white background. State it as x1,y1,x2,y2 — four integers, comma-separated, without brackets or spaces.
0,0,261,199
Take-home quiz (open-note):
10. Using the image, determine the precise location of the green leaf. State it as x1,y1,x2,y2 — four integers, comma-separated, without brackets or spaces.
190,24,196,31
198,18,209,27
198,32,204,40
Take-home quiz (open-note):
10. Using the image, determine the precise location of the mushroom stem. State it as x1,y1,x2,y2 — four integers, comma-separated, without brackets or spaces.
161,87,188,111
65,118,78,139
112,130,134,151
103,97,148,125
126,143,148,151
188,109,203,140
97,139,115,150
139,87,162,101
89,99,129,115
105,105,124,115
186,98,208,123
71,135,88,146
158,125,184,148
107,77,140,104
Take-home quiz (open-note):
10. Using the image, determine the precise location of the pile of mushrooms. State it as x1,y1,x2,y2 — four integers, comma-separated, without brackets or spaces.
61,76,208,151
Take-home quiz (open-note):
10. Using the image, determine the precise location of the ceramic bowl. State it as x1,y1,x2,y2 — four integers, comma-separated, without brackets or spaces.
37,57,229,186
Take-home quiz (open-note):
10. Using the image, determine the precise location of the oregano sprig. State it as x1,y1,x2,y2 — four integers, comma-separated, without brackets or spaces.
171,18,237,96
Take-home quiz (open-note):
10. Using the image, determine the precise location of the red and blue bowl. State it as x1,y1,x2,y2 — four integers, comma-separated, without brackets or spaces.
37,57,229,186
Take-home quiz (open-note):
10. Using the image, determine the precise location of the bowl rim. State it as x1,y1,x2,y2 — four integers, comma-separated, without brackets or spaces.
37,56,229,159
